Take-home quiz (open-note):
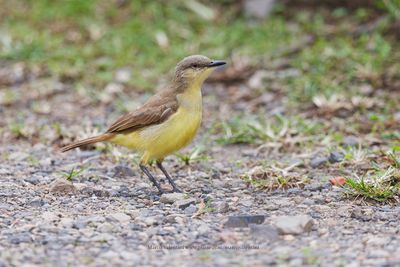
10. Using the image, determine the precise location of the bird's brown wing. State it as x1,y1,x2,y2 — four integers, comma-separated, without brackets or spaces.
106,90,178,134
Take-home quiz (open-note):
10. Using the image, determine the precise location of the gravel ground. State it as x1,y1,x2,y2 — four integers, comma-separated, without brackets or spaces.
1,62,399,266
1,141,399,267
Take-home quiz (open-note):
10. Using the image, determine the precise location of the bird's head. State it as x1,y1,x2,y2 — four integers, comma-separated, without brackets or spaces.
175,55,226,84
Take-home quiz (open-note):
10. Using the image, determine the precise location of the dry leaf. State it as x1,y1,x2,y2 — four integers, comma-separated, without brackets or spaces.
329,176,346,186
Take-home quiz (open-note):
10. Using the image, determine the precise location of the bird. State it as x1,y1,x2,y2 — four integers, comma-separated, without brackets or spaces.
61,55,226,194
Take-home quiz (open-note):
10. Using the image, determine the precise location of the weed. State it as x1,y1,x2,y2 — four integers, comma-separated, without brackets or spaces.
61,167,86,181
176,145,210,165
242,165,309,190
345,166,399,202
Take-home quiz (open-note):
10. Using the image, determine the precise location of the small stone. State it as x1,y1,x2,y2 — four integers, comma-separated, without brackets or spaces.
223,215,265,228
107,213,131,224
250,224,279,241
8,232,32,244
74,183,88,192
184,205,197,215
97,222,115,232
115,67,131,83
41,211,59,222
142,217,158,226
329,151,344,163
310,156,329,168
174,198,196,210
217,202,229,213
120,251,141,262
343,136,359,147
24,176,40,185
197,223,210,235
113,165,135,178
0,203,14,211
49,178,75,195
8,152,30,161
160,193,185,204
60,217,74,228
274,215,314,235
28,198,45,207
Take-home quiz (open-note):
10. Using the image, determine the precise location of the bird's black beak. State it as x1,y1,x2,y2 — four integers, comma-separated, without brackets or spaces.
207,61,226,68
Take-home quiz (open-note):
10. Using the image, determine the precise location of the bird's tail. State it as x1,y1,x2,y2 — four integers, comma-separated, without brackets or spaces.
60,133,114,152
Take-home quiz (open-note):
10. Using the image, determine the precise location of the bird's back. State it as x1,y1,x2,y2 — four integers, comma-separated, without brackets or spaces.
110,81,203,163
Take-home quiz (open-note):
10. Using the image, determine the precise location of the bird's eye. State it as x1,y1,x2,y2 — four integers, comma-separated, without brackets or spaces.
192,64,199,68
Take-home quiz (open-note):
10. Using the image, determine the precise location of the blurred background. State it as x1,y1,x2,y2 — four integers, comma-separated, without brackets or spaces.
0,0,399,148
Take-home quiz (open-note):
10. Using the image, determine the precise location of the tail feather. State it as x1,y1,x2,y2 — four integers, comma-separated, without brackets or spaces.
60,133,114,152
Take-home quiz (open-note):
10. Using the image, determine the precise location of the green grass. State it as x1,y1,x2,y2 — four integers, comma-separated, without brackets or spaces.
0,0,297,89
214,114,326,145
345,166,400,202
61,167,87,181
2,0,398,101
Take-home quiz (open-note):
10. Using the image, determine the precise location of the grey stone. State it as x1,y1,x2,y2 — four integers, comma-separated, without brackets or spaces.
197,223,210,235
250,224,279,241
41,211,59,222
224,215,265,228
174,198,196,210
184,204,198,215
0,203,14,211
217,202,229,213
28,197,45,207
329,151,344,163
310,156,328,168
274,215,314,235
113,165,135,178
107,213,131,224
8,232,32,244
160,193,185,204
24,176,40,185
310,156,329,168
8,152,30,161
60,217,74,228
343,136,359,147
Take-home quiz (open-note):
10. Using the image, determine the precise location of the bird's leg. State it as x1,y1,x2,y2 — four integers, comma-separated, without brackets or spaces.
139,164,164,194
156,161,182,193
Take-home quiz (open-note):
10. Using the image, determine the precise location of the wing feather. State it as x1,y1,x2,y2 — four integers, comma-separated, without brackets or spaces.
106,91,178,134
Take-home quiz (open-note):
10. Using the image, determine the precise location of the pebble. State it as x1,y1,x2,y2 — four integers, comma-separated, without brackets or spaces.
107,213,131,224
112,165,135,178
223,215,265,228
8,232,32,244
250,224,279,241
49,178,76,195
274,215,314,235
159,193,186,204
310,156,329,168
343,136,359,147
184,205,198,215
24,176,41,185
60,217,74,228
329,151,344,163
174,198,196,210
217,202,229,213
41,211,59,222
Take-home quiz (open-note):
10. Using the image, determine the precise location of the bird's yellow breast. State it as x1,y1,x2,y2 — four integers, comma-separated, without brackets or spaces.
110,83,203,163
